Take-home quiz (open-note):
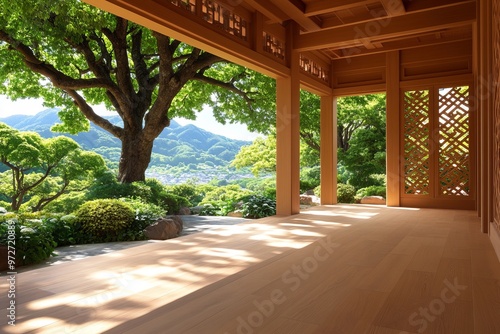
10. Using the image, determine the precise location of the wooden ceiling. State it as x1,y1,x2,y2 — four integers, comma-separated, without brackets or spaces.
244,0,475,60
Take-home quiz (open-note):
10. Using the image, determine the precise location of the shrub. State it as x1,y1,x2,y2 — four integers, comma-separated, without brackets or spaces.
74,199,135,242
355,186,386,200
369,174,387,187
337,184,356,203
43,214,79,247
120,199,165,241
0,218,56,266
241,195,276,219
314,185,321,198
160,193,190,215
300,166,320,193
169,183,205,206
44,192,86,214
198,203,220,216
86,172,165,204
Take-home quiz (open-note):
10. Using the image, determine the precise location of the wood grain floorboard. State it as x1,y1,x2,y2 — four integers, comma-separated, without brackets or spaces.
0,205,498,333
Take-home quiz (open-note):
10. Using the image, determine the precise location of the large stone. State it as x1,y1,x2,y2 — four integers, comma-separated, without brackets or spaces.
300,195,313,205
360,196,386,205
144,218,183,240
178,207,191,215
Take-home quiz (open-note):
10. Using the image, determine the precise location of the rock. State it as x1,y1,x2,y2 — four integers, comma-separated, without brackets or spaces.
304,190,315,196
360,196,386,205
227,211,243,218
168,215,184,234
0,207,7,214
300,195,313,205
144,218,183,240
178,207,191,215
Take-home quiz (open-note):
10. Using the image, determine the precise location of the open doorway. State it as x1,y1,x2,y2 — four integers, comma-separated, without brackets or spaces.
300,92,387,205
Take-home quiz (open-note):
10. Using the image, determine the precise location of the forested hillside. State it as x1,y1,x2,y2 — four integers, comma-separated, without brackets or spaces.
0,109,253,184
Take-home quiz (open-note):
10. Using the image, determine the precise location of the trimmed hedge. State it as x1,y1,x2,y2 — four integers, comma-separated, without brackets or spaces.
74,199,135,242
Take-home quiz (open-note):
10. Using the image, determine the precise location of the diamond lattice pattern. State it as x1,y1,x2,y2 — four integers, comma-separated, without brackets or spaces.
438,87,470,196
403,90,430,195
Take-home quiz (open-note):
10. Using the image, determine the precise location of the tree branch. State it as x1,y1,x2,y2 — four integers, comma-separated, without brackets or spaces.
0,30,114,91
193,71,255,105
65,89,124,139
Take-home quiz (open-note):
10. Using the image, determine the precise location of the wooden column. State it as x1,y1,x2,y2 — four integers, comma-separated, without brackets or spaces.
276,23,301,216
320,95,337,205
386,51,401,206
478,0,493,232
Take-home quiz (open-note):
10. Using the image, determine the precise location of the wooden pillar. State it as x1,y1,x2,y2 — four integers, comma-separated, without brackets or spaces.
386,51,401,206
478,0,493,232
276,23,301,216
320,95,338,204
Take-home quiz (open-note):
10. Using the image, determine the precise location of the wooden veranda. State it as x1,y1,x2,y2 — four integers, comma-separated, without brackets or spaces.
1,205,500,333
83,0,500,260
3,0,500,333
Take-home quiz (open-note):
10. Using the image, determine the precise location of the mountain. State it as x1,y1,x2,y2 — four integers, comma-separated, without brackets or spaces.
0,109,253,184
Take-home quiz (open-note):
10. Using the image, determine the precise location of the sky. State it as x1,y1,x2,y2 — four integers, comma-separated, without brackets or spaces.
0,95,261,141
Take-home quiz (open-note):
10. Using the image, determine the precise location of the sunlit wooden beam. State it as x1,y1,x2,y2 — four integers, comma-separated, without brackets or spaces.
306,0,376,16
243,0,288,23
379,0,405,16
295,1,476,51
269,0,322,31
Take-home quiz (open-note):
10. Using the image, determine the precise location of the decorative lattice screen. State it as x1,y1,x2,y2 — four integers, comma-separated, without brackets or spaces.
494,0,500,229
438,87,470,196
403,90,430,195
403,87,471,200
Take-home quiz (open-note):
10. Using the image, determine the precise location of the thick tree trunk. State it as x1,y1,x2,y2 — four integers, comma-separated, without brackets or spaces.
118,133,155,183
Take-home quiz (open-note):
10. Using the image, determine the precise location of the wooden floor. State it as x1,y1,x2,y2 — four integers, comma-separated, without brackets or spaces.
1,205,500,333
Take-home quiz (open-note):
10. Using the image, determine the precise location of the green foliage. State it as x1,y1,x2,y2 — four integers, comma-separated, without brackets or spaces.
86,172,154,201
74,199,135,242
43,215,79,247
355,186,387,200
198,203,221,216
0,1,275,182
337,184,357,203
160,193,190,215
314,185,321,198
300,166,321,193
118,199,164,241
201,184,253,204
0,218,57,266
231,135,276,176
168,182,206,206
43,191,87,214
241,195,276,219
0,123,106,211
337,94,386,188
235,177,276,199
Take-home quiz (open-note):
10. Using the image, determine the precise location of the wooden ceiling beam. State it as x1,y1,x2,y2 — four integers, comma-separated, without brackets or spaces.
379,0,405,16
405,0,474,13
268,0,322,31
305,0,375,16
243,0,288,23
333,34,472,59
295,1,476,51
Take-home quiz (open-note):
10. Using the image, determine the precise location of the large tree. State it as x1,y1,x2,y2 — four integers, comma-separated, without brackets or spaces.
0,1,274,183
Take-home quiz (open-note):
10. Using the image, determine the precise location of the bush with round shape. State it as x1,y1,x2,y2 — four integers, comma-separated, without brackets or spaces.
337,184,356,203
74,199,135,242
355,186,386,201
